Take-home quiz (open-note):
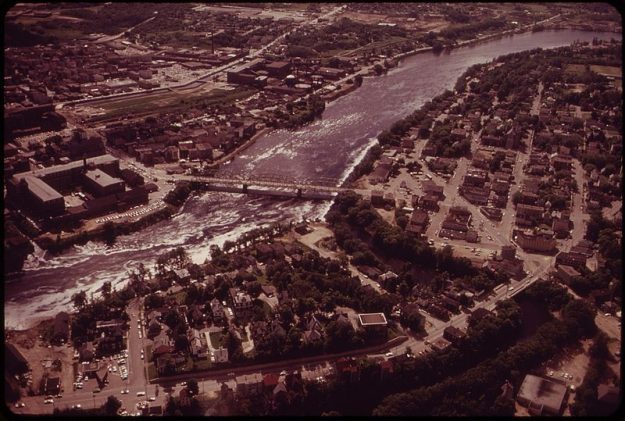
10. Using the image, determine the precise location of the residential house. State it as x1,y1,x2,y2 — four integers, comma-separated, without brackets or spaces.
236,373,264,396
210,298,226,323
188,328,209,360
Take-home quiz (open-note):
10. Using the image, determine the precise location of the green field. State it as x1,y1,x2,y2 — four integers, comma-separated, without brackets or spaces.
589,64,621,77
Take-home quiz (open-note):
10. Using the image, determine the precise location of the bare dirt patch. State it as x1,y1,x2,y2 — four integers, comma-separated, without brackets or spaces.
7,322,76,397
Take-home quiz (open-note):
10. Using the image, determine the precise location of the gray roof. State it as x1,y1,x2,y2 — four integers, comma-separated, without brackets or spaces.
517,374,567,414
85,168,123,188
12,154,118,182
22,175,63,202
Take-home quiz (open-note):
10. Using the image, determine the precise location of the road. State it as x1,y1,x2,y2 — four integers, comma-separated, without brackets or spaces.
58,5,346,111
94,16,157,44
15,298,153,416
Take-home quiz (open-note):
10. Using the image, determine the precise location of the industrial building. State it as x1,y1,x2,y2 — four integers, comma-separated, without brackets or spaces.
516,374,567,416
7,154,122,216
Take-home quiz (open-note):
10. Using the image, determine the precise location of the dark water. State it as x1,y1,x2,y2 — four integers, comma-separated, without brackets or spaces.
5,30,620,329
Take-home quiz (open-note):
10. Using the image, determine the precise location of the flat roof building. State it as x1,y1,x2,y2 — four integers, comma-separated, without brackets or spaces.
516,374,567,416
84,168,125,197
358,313,388,327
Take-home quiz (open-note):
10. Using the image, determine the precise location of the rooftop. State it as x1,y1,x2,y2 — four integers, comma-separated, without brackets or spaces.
85,168,123,188
358,313,388,326
517,374,567,415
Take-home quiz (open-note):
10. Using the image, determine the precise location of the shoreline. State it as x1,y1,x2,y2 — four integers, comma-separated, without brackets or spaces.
16,24,617,261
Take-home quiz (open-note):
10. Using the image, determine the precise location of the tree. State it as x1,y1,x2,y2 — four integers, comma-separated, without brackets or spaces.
103,395,122,416
101,281,112,299
102,221,118,246
72,290,87,309
187,378,199,396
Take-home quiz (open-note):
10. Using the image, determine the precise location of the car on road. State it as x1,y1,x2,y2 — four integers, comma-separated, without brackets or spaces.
385,352,394,358
121,389,129,394
14,402,25,408
148,397,156,402
137,391,146,397
44,398,54,404
181,382,187,386
93,387,101,393
508,286,514,291
72,404,81,409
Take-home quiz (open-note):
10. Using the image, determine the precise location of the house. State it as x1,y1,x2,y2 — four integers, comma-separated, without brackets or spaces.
407,209,429,235
378,271,398,284
443,326,466,344
179,388,192,407
188,329,209,360
555,251,587,269
210,298,226,323
236,373,264,396
263,373,280,393
555,265,582,285
212,347,229,363
173,268,191,283
229,287,253,317
515,231,556,253
302,315,324,344
516,374,567,415
152,331,174,359
552,218,570,239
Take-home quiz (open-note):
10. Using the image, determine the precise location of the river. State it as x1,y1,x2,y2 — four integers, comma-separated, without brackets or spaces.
5,30,620,330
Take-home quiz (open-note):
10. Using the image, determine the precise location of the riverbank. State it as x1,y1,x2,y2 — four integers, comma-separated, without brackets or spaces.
34,204,176,254
207,126,271,168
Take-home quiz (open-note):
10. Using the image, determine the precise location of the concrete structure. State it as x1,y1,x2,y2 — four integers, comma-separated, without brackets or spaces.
516,374,567,416
357,313,388,327
8,154,120,215
83,168,125,197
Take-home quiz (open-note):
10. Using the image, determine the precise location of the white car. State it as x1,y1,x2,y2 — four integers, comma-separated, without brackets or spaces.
385,352,394,357
148,397,156,402
136,391,146,397
508,286,514,291
44,398,54,404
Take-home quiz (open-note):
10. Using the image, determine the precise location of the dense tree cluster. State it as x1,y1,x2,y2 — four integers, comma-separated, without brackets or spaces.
373,298,596,416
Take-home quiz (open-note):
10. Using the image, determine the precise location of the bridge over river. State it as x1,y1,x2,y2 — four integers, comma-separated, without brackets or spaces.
179,173,370,200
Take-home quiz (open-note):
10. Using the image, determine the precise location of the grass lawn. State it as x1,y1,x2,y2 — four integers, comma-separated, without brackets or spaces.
193,358,212,371
589,64,621,77
565,64,588,75
209,332,224,349
147,363,157,381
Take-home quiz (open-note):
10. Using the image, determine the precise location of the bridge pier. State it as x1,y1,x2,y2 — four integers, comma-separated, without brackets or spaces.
242,184,248,193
